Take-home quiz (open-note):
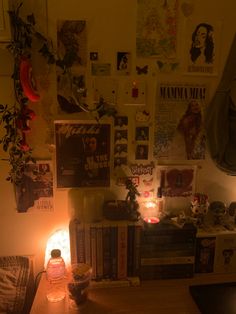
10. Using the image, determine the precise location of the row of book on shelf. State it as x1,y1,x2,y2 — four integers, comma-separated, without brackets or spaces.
69,219,142,280
69,218,236,281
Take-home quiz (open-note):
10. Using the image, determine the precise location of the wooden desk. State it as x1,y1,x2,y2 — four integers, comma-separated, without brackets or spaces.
30,273,236,314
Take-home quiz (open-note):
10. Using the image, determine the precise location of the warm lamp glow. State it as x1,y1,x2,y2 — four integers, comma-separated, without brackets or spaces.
44,229,71,269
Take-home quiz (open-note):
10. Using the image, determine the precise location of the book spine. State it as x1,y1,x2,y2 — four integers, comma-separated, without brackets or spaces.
77,222,85,263
102,225,111,279
110,224,118,280
84,223,91,266
117,224,128,279
133,224,141,276
90,224,97,279
96,225,103,279
127,223,135,277
69,219,79,265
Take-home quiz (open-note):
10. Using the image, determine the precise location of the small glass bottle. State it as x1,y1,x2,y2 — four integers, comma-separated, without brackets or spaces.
46,249,66,302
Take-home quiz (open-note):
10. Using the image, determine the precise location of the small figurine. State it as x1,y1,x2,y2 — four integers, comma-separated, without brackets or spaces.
125,179,140,221
208,201,226,225
190,193,209,227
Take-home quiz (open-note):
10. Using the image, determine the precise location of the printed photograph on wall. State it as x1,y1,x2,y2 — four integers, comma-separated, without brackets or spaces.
183,19,221,75
154,82,208,160
135,144,149,160
136,0,178,58
57,20,87,113
135,126,149,141
116,52,131,75
157,165,196,197
55,121,111,188
15,161,53,213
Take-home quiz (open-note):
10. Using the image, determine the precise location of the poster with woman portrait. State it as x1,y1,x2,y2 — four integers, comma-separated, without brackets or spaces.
55,121,111,188
153,82,208,160
183,19,221,75
57,20,87,114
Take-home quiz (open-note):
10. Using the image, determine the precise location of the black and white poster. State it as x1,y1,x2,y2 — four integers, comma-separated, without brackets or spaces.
183,19,221,75
55,121,111,188
15,161,53,213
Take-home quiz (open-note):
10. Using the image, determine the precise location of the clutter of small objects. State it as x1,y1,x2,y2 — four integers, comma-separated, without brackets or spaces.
171,193,236,231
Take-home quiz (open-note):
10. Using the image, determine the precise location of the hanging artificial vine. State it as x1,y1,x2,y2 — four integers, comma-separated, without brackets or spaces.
0,2,117,185
0,3,56,185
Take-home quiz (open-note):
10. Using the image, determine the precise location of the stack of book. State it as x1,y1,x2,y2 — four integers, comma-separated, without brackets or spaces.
140,222,197,279
69,219,142,281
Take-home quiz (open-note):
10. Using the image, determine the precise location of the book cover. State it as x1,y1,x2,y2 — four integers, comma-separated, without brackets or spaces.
117,224,128,279
214,234,236,273
195,237,216,273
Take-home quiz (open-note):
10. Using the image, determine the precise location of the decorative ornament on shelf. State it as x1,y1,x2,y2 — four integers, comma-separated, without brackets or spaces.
209,201,227,225
190,193,209,227
125,178,141,221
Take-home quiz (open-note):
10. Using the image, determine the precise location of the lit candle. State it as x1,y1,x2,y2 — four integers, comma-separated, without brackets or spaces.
143,216,160,224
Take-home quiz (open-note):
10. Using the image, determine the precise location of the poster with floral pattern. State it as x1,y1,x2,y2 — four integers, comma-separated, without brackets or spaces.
136,0,178,58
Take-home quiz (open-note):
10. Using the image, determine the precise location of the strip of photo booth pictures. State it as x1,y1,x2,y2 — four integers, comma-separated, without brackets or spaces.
113,116,128,168
135,144,149,160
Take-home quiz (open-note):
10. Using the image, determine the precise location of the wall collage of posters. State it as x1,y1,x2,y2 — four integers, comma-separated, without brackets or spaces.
17,0,220,212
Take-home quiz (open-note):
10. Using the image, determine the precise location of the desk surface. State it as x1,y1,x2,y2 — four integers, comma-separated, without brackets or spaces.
30,273,236,314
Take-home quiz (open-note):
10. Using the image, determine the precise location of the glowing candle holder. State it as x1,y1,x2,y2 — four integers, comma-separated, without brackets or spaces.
143,216,160,224
141,199,161,227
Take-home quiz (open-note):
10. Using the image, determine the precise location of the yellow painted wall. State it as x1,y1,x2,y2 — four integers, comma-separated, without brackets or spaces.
0,0,236,276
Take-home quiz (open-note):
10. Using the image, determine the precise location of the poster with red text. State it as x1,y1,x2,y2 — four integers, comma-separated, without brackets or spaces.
154,82,208,161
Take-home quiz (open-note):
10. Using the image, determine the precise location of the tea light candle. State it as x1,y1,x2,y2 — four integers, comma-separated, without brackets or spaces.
143,216,160,224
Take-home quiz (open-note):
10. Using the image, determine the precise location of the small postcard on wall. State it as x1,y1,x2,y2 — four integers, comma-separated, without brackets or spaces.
55,121,111,188
15,161,53,213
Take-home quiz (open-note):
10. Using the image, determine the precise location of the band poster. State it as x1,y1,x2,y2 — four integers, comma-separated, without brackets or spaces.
15,161,53,213
55,121,111,188
153,82,208,160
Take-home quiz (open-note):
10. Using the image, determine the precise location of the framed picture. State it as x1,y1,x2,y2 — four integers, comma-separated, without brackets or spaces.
55,121,111,188
183,19,221,76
